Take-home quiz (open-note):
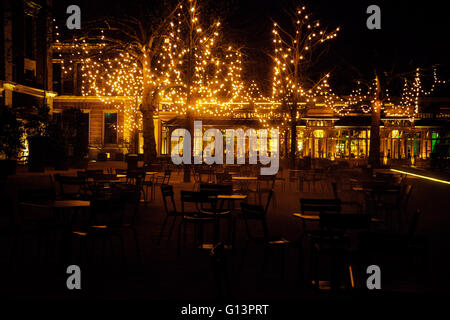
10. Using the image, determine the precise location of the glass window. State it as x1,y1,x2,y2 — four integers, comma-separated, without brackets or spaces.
104,112,117,144
161,124,169,155
52,63,62,94
313,130,324,138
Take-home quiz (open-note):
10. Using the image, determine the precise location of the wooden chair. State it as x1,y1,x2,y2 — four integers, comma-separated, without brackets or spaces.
292,198,341,285
312,213,370,290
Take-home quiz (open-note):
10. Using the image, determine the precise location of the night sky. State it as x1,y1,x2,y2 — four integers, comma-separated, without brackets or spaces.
54,0,450,94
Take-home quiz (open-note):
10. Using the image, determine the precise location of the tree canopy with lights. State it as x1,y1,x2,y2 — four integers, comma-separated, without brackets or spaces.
269,2,339,161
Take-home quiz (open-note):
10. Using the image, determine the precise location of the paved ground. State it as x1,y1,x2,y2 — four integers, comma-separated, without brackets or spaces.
0,161,449,303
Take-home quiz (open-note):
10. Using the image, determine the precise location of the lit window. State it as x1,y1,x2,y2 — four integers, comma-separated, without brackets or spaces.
104,112,117,144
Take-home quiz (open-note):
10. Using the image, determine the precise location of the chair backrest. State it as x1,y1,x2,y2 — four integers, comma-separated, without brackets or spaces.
317,213,369,248
320,213,370,231
54,174,86,199
126,170,145,186
240,202,264,217
180,190,200,214
197,168,214,183
300,198,341,216
257,175,276,191
161,184,177,215
241,189,273,218
147,163,163,172
180,190,215,214
215,172,232,185
200,183,233,195
240,201,270,239
85,169,104,177
163,169,172,184
95,183,140,225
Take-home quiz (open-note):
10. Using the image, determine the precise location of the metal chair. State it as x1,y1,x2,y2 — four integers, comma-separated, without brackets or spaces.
177,190,217,254
238,190,291,278
158,184,182,244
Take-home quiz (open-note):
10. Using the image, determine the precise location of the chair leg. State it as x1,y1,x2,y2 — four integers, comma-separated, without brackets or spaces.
108,235,114,260
262,245,269,276
167,216,178,241
238,239,250,275
183,222,187,248
310,243,319,288
131,227,141,264
158,216,169,245
101,237,107,264
244,218,251,240
114,233,125,262
177,222,182,256
297,240,305,285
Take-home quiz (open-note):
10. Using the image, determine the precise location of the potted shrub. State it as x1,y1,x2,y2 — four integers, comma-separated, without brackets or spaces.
22,105,51,172
93,138,107,161
0,107,25,177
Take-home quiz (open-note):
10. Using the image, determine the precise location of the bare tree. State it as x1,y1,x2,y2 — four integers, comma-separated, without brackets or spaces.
271,2,339,165
346,66,430,168
61,1,184,163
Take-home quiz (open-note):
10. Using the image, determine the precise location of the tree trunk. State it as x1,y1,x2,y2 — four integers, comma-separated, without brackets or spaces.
141,64,158,165
130,128,139,154
183,110,193,182
369,101,381,168
142,109,157,164
290,121,297,168
369,75,382,168
289,100,298,168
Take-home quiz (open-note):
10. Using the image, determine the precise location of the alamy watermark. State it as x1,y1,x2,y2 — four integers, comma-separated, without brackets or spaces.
171,121,279,175
366,5,381,30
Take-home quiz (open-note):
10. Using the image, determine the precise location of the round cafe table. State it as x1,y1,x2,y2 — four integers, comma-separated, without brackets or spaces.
203,193,248,250
231,176,257,193
19,200,91,264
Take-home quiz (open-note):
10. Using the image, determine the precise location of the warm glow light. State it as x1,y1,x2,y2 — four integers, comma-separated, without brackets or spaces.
390,169,450,185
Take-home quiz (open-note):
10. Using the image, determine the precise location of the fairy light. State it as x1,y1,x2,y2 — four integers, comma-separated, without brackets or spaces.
52,2,448,139
268,2,340,131
54,1,250,139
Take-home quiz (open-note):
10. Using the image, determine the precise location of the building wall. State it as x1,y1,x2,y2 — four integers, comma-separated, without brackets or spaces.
53,98,127,160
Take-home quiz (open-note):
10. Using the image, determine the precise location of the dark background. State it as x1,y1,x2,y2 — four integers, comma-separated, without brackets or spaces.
53,0,450,95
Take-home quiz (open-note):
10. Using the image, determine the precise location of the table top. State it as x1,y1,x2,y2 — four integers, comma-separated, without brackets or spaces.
20,200,91,208
217,194,248,200
292,213,320,221
146,171,159,175
92,178,120,184
116,174,127,178
232,176,257,180
352,185,400,193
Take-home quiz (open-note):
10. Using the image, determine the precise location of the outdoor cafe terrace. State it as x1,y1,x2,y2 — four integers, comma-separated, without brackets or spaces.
0,159,449,301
